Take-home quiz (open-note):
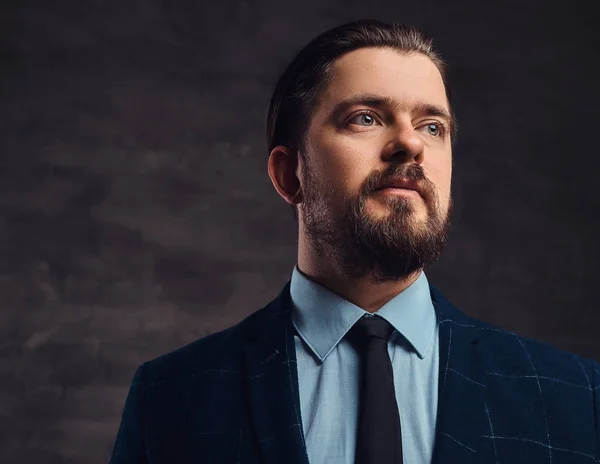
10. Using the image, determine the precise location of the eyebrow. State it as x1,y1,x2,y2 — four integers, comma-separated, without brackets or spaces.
330,92,455,133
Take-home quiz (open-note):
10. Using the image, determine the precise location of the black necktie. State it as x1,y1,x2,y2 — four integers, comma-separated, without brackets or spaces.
347,315,403,464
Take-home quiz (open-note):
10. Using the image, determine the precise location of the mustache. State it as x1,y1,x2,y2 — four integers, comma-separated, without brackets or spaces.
366,164,427,192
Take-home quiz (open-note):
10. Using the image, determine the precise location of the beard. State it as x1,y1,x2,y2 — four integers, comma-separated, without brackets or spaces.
299,159,453,283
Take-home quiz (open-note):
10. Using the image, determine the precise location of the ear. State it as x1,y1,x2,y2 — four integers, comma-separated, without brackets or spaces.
267,146,303,206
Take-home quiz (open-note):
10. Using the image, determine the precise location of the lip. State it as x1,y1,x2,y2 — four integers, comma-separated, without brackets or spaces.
375,178,423,196
376,187,421,197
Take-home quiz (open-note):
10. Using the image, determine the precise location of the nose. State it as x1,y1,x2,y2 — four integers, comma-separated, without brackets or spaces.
382,125,425,163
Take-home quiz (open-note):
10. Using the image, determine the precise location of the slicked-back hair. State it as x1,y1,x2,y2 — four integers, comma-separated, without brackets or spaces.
266,19,457,221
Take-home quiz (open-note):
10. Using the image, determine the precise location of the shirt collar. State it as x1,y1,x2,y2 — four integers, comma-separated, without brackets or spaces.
290,265,437,362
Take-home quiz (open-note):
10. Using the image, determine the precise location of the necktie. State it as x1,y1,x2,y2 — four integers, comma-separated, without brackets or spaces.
347,315,403,464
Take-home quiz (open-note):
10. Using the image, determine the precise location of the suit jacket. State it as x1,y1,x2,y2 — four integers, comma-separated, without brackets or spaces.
110,281,600,463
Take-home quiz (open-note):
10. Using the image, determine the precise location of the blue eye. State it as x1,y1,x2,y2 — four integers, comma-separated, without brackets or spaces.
348,111,378,126
424,123,443,137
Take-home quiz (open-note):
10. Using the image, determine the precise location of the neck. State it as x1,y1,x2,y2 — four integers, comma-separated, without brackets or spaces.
297,236,422,313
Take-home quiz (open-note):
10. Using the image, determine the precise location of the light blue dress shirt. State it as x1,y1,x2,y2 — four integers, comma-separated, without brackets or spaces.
290,265,440,464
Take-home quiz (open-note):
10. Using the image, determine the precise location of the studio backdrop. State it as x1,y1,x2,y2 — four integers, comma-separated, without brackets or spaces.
1,0,598,462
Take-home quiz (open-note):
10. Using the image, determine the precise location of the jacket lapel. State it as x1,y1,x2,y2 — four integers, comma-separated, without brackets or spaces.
244,282,309,464
430,284,488,464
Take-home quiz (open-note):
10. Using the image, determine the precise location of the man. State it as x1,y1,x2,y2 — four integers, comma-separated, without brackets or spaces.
110,19,600,464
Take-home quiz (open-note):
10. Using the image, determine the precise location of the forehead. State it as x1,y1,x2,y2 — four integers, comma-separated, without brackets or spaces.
319,47,448,112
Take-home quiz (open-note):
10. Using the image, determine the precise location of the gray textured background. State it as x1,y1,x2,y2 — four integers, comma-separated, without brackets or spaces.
1,0,599,462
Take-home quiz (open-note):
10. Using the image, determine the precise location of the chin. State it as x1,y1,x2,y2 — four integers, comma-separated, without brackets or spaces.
367,201,422,219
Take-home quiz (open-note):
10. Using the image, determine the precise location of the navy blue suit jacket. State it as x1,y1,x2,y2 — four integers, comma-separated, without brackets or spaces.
110,281,600,463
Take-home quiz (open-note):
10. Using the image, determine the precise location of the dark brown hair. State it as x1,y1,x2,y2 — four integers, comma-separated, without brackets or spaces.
266,19,457,220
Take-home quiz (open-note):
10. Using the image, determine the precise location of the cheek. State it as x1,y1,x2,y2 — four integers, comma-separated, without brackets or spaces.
425,159,452,199
310,135,372,195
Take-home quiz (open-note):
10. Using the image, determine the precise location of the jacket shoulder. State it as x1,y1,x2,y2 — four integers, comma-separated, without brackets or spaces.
136,303,271,384
463,311,599,384
432,284,600,379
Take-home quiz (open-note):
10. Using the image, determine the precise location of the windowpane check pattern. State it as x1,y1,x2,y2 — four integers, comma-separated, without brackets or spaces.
110,278,600,464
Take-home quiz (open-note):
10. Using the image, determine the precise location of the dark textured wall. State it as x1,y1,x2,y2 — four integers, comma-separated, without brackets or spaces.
1,0,599,462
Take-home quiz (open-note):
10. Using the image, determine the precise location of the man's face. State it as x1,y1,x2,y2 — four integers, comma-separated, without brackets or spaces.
298,47,454,282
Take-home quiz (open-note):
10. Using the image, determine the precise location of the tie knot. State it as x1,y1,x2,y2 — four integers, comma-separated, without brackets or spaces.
347,315,395,348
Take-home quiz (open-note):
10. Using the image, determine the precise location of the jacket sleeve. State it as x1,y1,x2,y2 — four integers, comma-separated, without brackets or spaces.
109,363,148,464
